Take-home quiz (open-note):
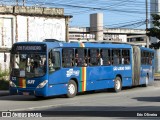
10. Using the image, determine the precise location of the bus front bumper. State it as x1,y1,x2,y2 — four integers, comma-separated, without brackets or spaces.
9,87,47,97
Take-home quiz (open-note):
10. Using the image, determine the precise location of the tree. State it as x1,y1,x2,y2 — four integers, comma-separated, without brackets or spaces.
147,14,160,49
147,14,160,39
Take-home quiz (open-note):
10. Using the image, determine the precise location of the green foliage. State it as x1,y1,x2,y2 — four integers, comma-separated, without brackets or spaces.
147,28,160,40
147,14,160,49
151,14,160,27
0,64,9,78
147,14,160,40
0,70,9,78
0,79,9,90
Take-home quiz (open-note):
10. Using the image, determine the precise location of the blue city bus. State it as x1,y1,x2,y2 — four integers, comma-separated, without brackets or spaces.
9,40,155,98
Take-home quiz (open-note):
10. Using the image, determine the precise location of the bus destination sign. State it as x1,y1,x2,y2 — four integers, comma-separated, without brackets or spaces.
16,46,42,51
13,44,46,52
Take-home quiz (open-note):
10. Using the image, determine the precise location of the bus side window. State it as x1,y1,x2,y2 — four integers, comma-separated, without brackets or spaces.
52,51,61,69
122,49,130,64
101,49,111,66
48,50,54,71
62,48,74,68
141,51,144,64
75,48,87,67
148,52,152,65
112,49,121,65
88,49,99,66
141,51,148,65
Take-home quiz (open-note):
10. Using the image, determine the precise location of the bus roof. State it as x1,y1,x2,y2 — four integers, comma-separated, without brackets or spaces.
14,41,132,49
13,41,154,51
140,46,155,52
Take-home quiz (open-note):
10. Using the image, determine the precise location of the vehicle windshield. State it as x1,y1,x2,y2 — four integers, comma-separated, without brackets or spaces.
10,53,46,78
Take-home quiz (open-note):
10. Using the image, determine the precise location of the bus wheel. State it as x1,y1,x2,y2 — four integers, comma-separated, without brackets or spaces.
66,80,77,98
114,77,122,92
143,75,149,87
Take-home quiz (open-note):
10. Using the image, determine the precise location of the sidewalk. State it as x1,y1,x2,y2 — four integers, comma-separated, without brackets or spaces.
0,90,9,96
153,80,160,87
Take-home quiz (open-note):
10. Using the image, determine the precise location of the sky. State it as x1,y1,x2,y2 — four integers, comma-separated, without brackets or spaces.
0,0,151,29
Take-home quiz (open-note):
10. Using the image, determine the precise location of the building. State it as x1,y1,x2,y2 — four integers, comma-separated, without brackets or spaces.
0,5,71,70
69,13,147,47
69,27,146,46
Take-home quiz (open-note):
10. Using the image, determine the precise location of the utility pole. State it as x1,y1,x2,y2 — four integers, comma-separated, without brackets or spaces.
65,16,69,42
16,0,18,6
23,0,25,6
146,0,149,48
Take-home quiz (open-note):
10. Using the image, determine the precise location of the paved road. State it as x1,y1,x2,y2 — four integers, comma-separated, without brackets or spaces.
0,85,160,119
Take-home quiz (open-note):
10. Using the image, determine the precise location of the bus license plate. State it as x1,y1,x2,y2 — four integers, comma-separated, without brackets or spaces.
23,92,29,96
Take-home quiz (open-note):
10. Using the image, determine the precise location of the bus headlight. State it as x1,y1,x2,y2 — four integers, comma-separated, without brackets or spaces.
9,81,17,87
36,80,48,88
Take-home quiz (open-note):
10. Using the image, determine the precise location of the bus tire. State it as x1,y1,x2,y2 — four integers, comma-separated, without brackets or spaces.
114,77,122,92
142,75,149,87
66,80,77,98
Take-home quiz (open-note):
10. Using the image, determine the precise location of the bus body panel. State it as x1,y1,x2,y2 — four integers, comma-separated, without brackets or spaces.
87,66,114,90
10,75,48,96
9,41,155,97
139,47,155,85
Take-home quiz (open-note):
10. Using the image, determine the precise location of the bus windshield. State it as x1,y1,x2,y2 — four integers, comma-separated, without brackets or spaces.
10,53,46,78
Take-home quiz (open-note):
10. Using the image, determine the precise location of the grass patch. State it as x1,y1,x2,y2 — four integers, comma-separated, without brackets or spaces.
0,69,9,78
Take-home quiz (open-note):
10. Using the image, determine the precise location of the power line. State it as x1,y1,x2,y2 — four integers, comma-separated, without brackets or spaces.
106,19,146,28
0,0,151,29
1,0,149,14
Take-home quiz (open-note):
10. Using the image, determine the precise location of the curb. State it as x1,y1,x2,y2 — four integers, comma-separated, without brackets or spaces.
154,76,160,80
152,80,160,87
0,90,9,96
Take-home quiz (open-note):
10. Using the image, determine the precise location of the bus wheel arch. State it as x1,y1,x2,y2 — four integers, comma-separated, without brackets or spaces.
70,78,79,92
114,75,122,93
66,79,78,98
143,73,149,87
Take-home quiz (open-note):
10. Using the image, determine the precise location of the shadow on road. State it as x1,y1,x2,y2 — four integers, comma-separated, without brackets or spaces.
30,106,160,118
0,87,134,101
0,94,67,101
41,106,160,111
133,96,160,102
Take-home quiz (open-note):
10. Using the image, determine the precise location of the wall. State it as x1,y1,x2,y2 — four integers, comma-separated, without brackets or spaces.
0,15,66,71
17,16,65,42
